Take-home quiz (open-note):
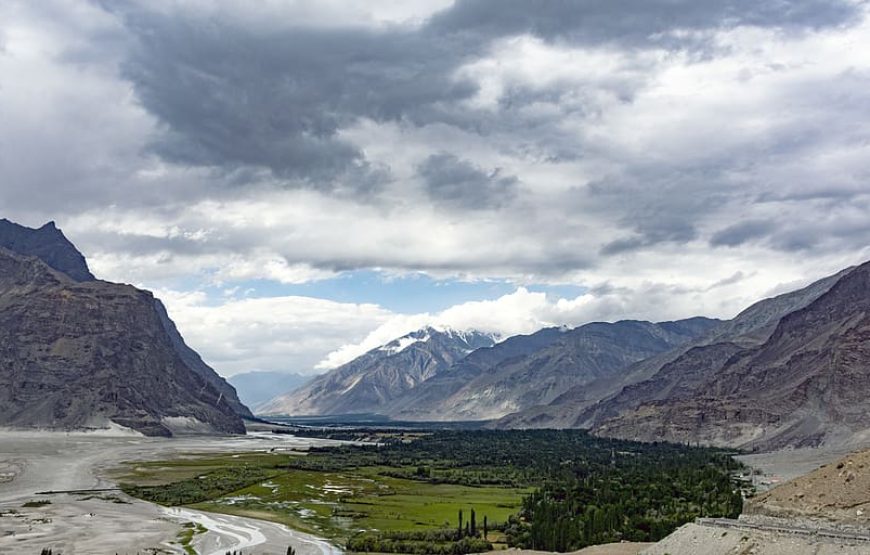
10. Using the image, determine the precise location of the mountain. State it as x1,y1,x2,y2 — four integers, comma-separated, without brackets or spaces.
229,371,309,408
591,262,870,450
0,220,251,436
500,268,848,430
384,326,570,420
0,219,95,281
405,317,720,422
258,327,497,416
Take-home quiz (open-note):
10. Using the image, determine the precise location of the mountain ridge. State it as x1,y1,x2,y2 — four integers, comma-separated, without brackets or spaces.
258,327,497,416
589,261,870,450
496,268,849,431
0,220,250,436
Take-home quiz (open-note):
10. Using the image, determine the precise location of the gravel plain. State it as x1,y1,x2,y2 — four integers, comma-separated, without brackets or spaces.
0,429,343,555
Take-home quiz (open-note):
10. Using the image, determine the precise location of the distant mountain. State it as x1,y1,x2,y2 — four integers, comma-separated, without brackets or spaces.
257,327,497,416
229,371,309,408
401,317,719,422
385,326,570,420
260,318,719,422
592,260,870,450
499,269,848,430
0,220,250,436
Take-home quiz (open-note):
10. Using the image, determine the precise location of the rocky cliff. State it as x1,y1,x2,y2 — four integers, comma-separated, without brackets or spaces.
0,221,250,436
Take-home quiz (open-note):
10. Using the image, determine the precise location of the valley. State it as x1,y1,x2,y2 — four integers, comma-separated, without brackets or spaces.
116,428,744,554
0,430,344,554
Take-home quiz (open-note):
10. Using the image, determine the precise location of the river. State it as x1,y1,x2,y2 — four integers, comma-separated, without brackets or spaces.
0,430,343,555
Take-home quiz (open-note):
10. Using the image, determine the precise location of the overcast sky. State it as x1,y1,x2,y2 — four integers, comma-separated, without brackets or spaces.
2,0,869,376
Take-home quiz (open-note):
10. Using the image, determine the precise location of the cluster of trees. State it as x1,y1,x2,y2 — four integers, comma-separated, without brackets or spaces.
122,465,272,505
346,516,493,555
346,533,492,555
294,429,745,551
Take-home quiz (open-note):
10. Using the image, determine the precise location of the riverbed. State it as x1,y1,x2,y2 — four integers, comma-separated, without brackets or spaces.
0,429,344,555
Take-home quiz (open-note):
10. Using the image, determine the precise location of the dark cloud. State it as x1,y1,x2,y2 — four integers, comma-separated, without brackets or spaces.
417,153,517,209
104,0,862,193
114,5,479,186
710,220,775,247
429,0,861,47
592,167,732,255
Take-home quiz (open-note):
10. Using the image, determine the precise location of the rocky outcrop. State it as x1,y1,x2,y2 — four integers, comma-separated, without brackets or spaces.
0,221,250,436
0,219,95,281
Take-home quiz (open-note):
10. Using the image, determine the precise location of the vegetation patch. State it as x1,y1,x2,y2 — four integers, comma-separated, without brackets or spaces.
22,500,51,508
176,521,207,555
120,429,747,553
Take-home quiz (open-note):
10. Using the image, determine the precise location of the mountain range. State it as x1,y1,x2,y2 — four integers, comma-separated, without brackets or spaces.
6,217,869,451
589,261,870,451
260,259,870,451
259,317,721,422
0,219,251,436
257,327,497,415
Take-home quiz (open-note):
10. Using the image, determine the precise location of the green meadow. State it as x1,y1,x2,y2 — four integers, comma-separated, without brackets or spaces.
118,452,526,543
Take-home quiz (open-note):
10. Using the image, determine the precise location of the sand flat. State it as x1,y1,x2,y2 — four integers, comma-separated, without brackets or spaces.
0,430,343,554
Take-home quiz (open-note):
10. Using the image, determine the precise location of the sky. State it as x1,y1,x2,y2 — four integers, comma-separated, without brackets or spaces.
2,0,870,377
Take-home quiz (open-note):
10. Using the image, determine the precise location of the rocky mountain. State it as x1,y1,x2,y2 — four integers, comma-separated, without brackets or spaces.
258,327,497,416
0,220,251,436
591,262,870,450
500,268,848,430
0,219,95,281
384,326,570,419
394,318,719,422
229,371,308,408
260,317,718,421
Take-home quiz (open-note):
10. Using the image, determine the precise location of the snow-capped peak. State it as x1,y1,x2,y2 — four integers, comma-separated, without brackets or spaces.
377,326,499,355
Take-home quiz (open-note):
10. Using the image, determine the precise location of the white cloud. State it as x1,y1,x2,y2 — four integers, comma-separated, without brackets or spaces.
155,289,393,376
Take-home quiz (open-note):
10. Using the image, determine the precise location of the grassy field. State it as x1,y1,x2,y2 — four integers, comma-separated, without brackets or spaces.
116,452,526,543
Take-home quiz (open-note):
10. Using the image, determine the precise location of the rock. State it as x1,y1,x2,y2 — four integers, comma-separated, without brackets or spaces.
0,220,250,436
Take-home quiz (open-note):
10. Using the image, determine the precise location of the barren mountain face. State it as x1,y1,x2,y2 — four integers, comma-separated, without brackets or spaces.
0,222,250,436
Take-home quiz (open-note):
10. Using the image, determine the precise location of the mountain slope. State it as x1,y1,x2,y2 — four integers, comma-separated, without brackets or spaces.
258,327,496,416
417,317,720,422
499,269,847,430
594,261,870,449
0,221,250,436
384,326,569,419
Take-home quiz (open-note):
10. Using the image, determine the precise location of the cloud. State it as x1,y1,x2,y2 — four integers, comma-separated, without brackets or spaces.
2,0,870,366
428,0,860,46
417,153,517,209
156,289,393,376
711,220,775,247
